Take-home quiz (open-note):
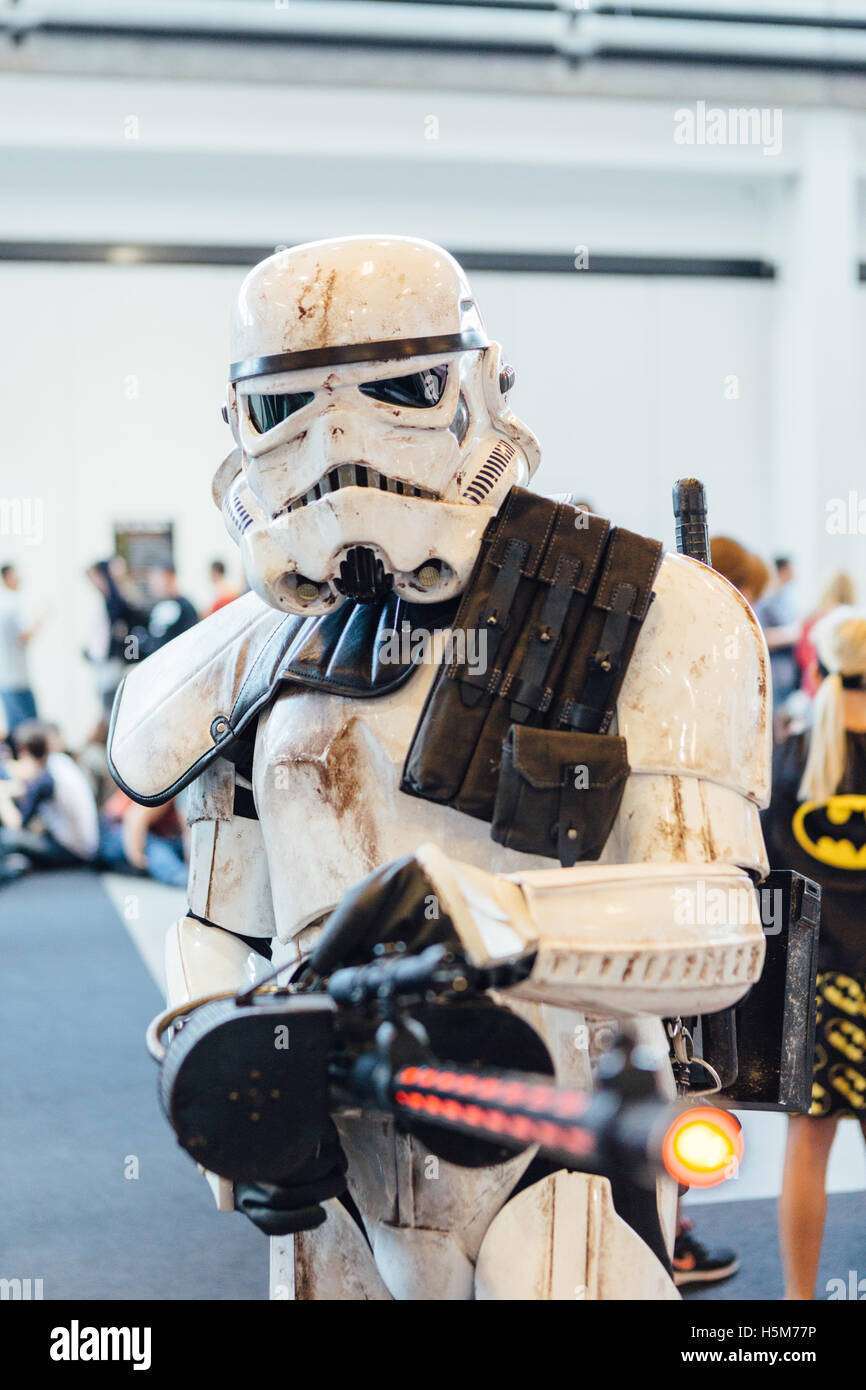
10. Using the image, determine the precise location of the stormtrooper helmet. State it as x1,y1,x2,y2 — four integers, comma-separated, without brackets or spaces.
215,235,540,615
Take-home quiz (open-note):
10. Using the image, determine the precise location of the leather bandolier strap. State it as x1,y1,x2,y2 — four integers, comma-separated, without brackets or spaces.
401,487,663,866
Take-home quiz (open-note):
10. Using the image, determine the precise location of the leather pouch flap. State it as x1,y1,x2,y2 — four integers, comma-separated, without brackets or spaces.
492,727,630,866
592,528,663,618
508,725,630,791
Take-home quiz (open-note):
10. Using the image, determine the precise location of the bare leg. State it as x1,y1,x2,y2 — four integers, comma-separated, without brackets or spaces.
779,1113,839,1299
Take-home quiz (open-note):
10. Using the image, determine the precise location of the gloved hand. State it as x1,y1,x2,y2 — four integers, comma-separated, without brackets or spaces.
234,1119,348,1237
309,853,461,976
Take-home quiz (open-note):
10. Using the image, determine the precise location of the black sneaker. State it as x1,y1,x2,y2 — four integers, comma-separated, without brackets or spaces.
673,1220,739,1288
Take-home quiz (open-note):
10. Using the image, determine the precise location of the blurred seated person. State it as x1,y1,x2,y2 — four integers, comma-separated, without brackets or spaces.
710,536,769,608
142,565,198,656
756,556,802,705
205,559,239,616
0,720,99,882
98,788,187,888
76,714,114,807
797,572,857,698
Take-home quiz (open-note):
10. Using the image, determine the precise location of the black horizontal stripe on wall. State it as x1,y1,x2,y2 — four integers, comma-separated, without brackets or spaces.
0,242,776,278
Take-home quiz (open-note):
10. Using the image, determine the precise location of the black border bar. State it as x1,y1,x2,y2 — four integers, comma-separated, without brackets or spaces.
5,15,866,74
0,242,776,278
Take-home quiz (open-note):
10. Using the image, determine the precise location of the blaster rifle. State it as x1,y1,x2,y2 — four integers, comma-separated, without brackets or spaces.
148,943,742,1191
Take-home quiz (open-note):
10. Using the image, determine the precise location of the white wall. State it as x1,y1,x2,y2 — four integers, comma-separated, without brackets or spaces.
2,68,866,739
0,260,775,740
484,272,774,544
0,263,233,739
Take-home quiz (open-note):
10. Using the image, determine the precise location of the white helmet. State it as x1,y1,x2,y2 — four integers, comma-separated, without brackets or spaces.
215,234,540,615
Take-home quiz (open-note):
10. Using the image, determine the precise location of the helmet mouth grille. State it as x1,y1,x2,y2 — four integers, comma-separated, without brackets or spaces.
275,464,439,517
334,546,394,603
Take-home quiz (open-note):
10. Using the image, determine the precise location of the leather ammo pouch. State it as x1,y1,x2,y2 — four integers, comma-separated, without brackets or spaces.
401,486,663,866
491,726,630,865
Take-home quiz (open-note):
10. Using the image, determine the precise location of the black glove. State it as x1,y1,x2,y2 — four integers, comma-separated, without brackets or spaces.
234,1120,348,1237
310,854,461,976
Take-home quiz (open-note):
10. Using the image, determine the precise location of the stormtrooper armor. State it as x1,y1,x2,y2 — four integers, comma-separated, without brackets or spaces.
109,235,772,1301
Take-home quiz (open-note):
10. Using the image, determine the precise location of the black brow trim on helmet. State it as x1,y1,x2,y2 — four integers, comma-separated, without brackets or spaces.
229,330,488,383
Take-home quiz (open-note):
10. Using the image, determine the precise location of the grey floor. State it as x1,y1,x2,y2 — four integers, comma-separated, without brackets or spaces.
0,870,265,1300
682,1190,866,1300
2,867,864,1301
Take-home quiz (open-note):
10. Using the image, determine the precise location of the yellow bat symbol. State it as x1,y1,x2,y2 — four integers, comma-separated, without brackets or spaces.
793,794,866,870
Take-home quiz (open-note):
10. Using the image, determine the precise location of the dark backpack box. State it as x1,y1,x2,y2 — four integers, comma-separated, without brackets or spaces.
722,869,821,1112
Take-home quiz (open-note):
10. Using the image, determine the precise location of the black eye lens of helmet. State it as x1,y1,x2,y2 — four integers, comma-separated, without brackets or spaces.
359,365,448,409
247,391,314,434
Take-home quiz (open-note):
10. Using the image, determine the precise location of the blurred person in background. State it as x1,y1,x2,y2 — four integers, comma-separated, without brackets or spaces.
76,714,114,807
757,557,802,705
798,572,857,699
85,557,149,711
0,719,98,884
97,788,187,888
143,565,198,655
0,564,47,735
763,609,866,1298
204,558,239,616
710,536,770,608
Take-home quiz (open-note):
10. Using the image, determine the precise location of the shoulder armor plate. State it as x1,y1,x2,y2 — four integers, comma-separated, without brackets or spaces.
616,552,772,804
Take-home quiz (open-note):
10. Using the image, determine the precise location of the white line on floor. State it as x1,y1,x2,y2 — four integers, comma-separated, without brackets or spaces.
100,871,185,999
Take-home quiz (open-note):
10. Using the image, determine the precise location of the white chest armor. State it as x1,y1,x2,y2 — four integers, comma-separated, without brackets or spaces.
254,663,556,943
111,550,770,969
250,550,770,944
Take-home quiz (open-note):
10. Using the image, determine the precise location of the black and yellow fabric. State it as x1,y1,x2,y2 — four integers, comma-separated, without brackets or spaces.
809,970,866,1118
763,732,866,1116
762,731,866,974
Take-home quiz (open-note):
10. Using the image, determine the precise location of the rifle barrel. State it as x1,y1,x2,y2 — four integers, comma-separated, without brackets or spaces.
673,477,710,566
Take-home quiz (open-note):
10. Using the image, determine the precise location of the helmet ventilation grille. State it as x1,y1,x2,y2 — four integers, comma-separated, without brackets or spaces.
463,439,517,505
226,491,254,535
278,464,438,516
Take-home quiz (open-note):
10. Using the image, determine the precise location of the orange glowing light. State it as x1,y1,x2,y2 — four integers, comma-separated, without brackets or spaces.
662,1107,743,1188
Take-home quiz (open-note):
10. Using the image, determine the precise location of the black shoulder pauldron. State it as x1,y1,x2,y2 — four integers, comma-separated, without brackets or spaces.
110,591,458,806
280,591,458,697
217,592,458,776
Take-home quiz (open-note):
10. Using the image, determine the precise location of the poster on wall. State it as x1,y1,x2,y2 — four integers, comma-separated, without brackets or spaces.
113,521,174,601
